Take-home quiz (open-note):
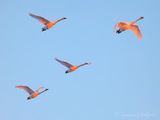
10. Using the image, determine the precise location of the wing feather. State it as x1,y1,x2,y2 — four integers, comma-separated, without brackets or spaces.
16,86,34,95
117,22,127,28
36,87,43,92
130,25,142,40
114,22,127,32
55,58,73,68
29,13,50,25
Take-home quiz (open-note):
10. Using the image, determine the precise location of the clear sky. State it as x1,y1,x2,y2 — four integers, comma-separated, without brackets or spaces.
1,0,160,120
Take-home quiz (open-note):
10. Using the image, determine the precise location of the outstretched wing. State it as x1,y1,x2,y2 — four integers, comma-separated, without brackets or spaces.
36,87,43,92
55,58,73,68
29,13,50,25
130,25,142,40
16,86,34,95
117,22,127,27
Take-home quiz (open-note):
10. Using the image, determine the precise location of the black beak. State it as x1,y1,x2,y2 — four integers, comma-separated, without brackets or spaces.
65,71,69,73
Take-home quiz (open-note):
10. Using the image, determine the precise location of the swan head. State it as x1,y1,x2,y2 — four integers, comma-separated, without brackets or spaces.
62,17,67,20
140,17,144,19
139,17,144,20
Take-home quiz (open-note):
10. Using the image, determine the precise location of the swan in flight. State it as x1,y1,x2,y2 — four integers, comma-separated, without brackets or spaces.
55,58,90,73
16,85,48,100
29,13,66,32
114,17,144,40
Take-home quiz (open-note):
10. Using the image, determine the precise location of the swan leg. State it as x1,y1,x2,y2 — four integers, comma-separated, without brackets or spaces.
27,96,32,100
116,29,124,34
42,27,48,32
65,70,69,73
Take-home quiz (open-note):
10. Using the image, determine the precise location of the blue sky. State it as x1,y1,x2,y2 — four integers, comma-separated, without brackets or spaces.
0,0,160,120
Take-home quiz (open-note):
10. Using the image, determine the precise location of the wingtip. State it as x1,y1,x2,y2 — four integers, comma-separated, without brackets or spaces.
16,85,22,88
138,37,142,40
113,23,118,33
55,57,61,62
29,13,32,16
138,34,142,40
16,85,20,88
40,86,44,89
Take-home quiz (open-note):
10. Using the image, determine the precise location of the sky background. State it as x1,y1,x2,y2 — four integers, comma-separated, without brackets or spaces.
0,0,160,120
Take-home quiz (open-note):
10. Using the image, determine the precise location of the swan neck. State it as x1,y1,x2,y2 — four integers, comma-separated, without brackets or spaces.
39,89,48,95
133,17,143,24
57,18,65,22
78,63,87,68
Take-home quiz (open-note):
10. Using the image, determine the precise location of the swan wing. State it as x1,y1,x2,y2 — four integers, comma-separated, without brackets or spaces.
55,58,73,68
29,13,50,25
16,86,35,95
114,22,127,32
130,25,142,40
